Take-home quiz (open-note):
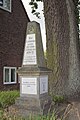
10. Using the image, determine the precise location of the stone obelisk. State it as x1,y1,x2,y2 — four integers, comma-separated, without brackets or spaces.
11,21,52,117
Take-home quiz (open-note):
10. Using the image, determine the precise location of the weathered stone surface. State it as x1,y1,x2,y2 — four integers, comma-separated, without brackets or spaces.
18,66,52,75
22,21,46,68
9,21,52,117
9,95,52,117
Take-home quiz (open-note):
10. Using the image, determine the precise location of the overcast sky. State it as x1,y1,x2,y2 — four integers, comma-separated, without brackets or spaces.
21,0,46,51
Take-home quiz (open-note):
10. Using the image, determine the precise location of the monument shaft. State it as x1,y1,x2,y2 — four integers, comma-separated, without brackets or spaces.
9,21,52,117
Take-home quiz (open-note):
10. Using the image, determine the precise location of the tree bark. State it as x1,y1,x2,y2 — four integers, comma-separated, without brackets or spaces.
43,0,80,99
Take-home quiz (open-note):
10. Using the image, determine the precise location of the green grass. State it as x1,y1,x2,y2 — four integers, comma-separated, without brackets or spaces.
0,91,63,120
0,110,59,120
0,90,19,109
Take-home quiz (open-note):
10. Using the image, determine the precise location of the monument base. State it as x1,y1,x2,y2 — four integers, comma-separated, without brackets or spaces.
9,95,52,118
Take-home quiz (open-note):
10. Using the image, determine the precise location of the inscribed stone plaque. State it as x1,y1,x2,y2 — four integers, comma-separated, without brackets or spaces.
40,76,48,94
21,77,37,94
23,34,37,65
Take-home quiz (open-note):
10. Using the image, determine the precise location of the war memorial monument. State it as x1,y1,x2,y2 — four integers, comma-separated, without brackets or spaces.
10,21,52,117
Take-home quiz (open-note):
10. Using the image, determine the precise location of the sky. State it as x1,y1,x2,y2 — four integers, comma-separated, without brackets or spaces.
21,0,46,51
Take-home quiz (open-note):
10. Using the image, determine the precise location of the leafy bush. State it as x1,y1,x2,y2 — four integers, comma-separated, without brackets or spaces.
0,90,19,109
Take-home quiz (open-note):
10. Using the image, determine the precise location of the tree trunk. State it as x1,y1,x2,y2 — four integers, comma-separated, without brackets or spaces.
43,0,80,99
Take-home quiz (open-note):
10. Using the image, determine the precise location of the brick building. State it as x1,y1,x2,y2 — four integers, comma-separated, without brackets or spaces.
0,0,30,90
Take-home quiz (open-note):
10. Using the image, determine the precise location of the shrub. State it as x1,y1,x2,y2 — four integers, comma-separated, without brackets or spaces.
0,90,19,109
52,95,65,103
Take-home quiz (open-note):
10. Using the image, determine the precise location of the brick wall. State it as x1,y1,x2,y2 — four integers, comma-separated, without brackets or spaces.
0,0,30,90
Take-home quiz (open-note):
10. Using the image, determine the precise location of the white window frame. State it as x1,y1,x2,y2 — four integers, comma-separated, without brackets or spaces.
0,0,11,12
3,67,17,84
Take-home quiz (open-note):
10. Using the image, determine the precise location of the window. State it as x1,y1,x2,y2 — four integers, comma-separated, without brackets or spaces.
3,67,16,84
0,0,11,12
